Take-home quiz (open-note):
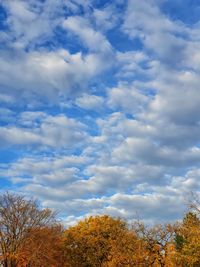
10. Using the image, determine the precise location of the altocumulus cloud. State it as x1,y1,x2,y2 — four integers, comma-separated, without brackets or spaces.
0,0,200,225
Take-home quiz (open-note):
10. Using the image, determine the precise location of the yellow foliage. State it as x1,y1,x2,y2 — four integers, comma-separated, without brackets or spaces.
63,215,147,267
173,212,200,267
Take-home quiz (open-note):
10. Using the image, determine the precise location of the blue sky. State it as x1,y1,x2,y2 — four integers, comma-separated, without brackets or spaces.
0,0,200,225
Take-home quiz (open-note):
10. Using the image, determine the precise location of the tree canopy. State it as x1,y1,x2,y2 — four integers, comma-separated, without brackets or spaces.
0,192,63,267
0,192,200,267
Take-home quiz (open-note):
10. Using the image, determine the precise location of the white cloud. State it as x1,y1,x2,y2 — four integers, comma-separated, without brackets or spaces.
113,137,200,167
0,114,88,149
122,0,188,67
108,192,186,222
63,16,113,54
107,83,149,114
0,49,108,105
5,154,89,177
144,71,200,125
123,0,177,37
116,51,149,79
1,0,200,226
93,5,119,31
2,0,63,48
75,94,104,110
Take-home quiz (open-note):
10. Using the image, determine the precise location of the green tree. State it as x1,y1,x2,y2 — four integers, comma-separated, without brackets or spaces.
174,212,200,267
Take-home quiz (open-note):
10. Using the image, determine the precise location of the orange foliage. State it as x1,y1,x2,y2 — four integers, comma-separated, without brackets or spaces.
1,193,200,267
63,215,147,267
16,225,64,267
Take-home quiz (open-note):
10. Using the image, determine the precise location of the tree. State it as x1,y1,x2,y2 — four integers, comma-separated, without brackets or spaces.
133,221,177,267
0,192,63,267
174,212,200,267
63,215,147,267
16,225,64,267
188,192,200,215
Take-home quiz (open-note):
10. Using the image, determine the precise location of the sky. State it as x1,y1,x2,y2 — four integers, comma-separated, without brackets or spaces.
0,0,200,225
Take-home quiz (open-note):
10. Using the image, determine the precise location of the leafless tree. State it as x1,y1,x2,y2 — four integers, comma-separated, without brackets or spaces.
0,192,59,267
132,221,177,267
188,191,200,215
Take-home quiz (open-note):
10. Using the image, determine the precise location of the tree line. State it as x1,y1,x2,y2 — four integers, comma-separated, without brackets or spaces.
0,192,199,267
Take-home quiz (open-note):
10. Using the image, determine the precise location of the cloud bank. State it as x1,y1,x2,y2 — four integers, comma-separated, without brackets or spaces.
0,0,200,225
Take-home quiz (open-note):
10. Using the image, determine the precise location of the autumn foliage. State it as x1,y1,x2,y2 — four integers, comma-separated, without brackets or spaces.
63,215,147,266
0,193,200,267
0,193,64,267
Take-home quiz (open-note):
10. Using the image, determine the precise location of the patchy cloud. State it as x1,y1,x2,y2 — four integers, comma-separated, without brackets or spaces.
0,0,200,225
0,113,88,148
